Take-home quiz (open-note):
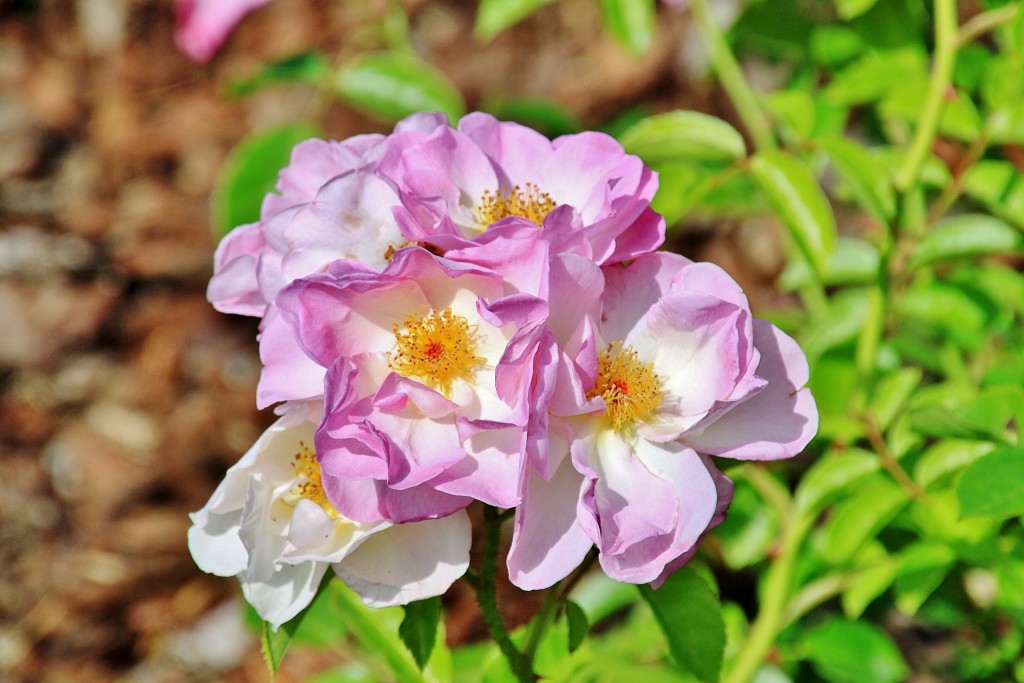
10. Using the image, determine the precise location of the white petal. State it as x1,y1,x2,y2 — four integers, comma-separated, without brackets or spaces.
242,561,329,630
187,511,247,577
333,511,471,607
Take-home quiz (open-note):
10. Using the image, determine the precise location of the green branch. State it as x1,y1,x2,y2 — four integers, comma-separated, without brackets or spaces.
477,506,535,683
689,0,776,152
894,0,958,193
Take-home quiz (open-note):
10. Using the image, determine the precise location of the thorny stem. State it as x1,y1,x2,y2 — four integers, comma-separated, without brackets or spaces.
478,506,535,683
689,0,777,152
895,0,958,193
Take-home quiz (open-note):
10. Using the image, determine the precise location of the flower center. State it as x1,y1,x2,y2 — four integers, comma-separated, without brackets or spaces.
476,183,557,227
388,307,485,395
587,342,663,432
288,441,338,518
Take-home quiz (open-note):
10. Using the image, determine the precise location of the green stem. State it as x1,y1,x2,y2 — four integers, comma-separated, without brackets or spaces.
478,506,535,683
721,513,813,683
689,0,776,152
894,0,958,193
523,586,560,661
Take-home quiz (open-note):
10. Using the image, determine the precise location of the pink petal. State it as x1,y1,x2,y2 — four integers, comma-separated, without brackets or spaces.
682,320,818,460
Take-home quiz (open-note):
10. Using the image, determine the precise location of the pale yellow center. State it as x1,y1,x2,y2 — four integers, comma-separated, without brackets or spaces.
387,307,485,396
287,441,339,518
586,342,663,432
476,183,557,227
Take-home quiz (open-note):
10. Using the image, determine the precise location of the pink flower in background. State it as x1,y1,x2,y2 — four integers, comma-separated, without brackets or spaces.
507,252,817,588
377,112,665,264
174,0,275,62
187,404,471,627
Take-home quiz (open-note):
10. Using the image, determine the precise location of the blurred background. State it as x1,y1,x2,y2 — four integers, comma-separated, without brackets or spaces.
0,1,787,681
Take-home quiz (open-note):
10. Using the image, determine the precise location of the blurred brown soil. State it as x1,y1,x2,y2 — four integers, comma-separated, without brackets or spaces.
0,1,789,681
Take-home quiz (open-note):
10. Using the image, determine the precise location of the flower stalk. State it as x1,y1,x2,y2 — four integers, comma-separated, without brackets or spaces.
478,505,535,683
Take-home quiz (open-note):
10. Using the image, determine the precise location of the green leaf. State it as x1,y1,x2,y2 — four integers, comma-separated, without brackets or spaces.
335,51,465,124
778,237,880,291
833,0,879,21
914,440,995,489
399,597,441,670
475,0,557,40
963,161,1024,229
794,448,881,514
824,48,928,106
909,214,1023,268
893,543,956,615
822,478,909,565
749,150,837,280
259,588,322,680
619,110,746,166
818,136,895,221
226,51,330,98
716,478,781,568
871,367,923,431
261,620,292,680
842,557,899,618
957,446,1024,519
802,618,909,683
327,581,428,683
211,123,320,238
565,601,589,653
599,0,655,55
638,566,724,683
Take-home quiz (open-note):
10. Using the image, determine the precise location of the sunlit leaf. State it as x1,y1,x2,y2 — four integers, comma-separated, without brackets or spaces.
909,214,1023,268
802,618,909,683
475,0,557,40
957,446,1024,519
795,448,881,514
842,557,899,619
818,136,895,221
779,237,880,291
619,110,747,166
638,566,724,683
749,150,837,280
871,367,923,431
822,478,908,565
335,51,465,124
599,0,655,55
914,440,995,489
212,123,321,238
833,0,878,21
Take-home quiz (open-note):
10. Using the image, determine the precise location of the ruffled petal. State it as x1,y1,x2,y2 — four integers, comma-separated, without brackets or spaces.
333,511,471,607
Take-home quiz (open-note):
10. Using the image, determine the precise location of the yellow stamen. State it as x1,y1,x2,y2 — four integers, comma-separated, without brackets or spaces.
476,183,557,227
288,442,339,518
587,342,663,432
387,307,485,395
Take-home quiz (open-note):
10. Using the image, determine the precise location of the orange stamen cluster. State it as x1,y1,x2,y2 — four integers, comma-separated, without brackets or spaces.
476,183,557,227
587,342,663,432
288,442,339,518
387,307,485,395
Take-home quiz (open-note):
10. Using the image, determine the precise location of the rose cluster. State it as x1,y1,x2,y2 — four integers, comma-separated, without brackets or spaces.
189,113,818,628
